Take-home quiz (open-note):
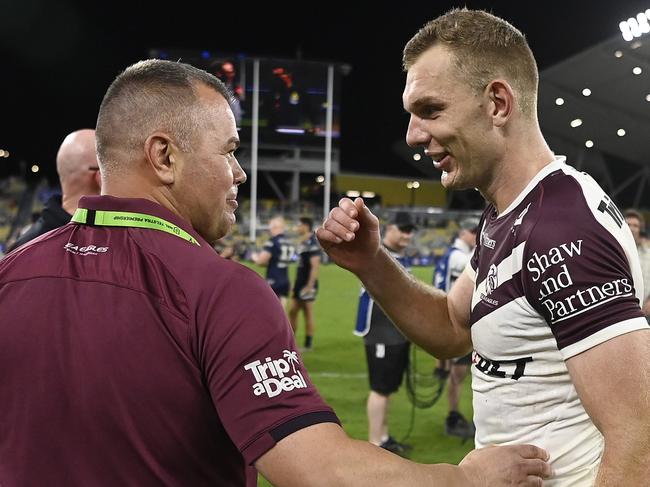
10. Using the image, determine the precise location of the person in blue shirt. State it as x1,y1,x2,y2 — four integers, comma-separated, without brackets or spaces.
433,217,479,438
253,216,294,308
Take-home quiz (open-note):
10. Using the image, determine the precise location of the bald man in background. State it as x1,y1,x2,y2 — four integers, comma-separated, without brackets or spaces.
7,129,101,252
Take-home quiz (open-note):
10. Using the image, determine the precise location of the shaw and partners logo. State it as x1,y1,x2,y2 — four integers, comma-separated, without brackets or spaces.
244,350,307,398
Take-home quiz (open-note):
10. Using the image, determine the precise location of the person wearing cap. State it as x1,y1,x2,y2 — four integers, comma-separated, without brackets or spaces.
355,211,416,455
433,217,479,438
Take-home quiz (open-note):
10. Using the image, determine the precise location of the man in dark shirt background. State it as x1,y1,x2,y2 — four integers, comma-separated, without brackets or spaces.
355,211,415,455
7,128,100,251
289,216,321,351
0,59,550,487
252,215,294,308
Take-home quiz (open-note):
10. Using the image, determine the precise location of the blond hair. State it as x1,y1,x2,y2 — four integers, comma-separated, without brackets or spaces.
403,9,539,117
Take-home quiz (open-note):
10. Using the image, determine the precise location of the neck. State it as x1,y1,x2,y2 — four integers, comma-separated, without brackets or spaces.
101,173,182,219
481,125,555,214
383,240,405,256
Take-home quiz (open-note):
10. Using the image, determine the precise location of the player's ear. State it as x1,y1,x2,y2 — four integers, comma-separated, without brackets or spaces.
484,79,514,127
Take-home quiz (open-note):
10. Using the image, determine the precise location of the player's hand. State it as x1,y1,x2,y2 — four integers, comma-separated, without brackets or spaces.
459,444,552,486
315,197,381,275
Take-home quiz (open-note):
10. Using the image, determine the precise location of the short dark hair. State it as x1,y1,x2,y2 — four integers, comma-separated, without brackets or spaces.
96,59,233,173
403,9,539,117
299,217,314,231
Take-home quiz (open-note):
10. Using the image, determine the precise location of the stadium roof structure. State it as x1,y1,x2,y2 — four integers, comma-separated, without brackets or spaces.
539,31,650,209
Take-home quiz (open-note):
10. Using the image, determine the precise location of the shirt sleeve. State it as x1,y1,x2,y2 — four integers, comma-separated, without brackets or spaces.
262,238,274,252
523,188,647,359
193,265,338,465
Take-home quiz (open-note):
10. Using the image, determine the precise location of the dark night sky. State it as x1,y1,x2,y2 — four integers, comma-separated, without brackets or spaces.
2,0,649,182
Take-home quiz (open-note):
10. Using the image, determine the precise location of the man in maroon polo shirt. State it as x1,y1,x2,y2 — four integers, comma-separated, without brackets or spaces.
0,59,550,486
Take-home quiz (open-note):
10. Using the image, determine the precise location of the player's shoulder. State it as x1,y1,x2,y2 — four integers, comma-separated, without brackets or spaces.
532,162,624,240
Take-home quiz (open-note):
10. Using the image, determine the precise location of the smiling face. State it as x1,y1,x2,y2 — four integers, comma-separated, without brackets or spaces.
173,84,247,244
403,44,504,192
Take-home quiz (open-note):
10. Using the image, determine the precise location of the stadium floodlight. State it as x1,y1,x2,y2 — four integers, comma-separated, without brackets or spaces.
0,150,4,157
413,153,421,161
620,21,635,41
31,165,39,173
555,97,565,105
3,151,8,158
585,140,594,148
316,175,325,184
570,118,583,128
620,9,650,41
633,66,643,74
646,94,650,101
639,12,650,33
614,50,623,57
582,88,592,96
361,191,376,198
617,128,626,136
346,190,360,198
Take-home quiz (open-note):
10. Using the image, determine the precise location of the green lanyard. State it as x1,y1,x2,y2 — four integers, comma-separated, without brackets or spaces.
71,208,200,246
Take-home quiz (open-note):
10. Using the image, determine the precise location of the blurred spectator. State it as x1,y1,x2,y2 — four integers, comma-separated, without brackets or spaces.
355,211,415,455
289,217,321,351
252,216,295,308
433,217,479,438
624,209,650,317
7,129,100,252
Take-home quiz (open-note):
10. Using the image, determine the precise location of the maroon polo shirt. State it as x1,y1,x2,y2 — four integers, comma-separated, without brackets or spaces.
0,195,338,487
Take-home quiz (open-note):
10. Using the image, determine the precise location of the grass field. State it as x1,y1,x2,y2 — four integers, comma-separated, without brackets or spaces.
246,262,474,486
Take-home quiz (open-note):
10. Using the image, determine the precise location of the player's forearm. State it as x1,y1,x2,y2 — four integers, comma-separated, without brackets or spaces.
306,262,319,288
595,431,650,485
358,248,470,358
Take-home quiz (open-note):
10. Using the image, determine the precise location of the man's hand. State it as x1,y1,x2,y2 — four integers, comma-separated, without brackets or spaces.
315,197,381,276
459,444,552,486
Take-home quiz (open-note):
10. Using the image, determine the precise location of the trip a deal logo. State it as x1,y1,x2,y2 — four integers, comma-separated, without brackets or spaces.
244,350,307,398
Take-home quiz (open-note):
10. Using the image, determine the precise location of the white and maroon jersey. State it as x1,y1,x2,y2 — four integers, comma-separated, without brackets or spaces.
468,157,648,486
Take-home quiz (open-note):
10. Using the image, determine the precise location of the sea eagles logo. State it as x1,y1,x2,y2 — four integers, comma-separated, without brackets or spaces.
486,264,498,295
244,350,307,398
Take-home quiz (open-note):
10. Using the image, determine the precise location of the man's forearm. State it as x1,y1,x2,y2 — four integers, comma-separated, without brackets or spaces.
357,248,470,358
323,439,465,487
595,435,650,485
306,261,320,288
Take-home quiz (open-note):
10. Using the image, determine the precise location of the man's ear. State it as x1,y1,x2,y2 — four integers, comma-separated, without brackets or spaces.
143,132,178,185
484,79,515,128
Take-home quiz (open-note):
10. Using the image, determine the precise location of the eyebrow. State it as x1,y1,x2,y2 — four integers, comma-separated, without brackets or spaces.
405,96,446,113
226,137,240,150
